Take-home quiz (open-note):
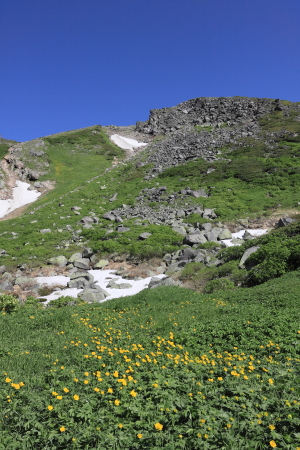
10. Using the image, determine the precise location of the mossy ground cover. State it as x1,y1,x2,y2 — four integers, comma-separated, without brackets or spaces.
1,271,300,449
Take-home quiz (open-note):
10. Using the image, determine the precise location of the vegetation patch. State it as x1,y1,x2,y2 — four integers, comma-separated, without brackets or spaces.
0,272,300,448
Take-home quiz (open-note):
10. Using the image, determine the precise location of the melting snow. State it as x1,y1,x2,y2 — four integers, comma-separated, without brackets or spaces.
221,229,269,247
36,270,166,304
110,135,147,151
0,181,41,219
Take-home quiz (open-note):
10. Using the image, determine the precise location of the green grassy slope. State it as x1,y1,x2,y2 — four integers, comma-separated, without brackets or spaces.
0,271,299,448
0,103,299,284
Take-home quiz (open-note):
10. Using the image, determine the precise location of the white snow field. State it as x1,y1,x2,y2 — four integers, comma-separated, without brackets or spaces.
0,181,41,218
221,229,269,247
110,134,147,151
36,270,166,304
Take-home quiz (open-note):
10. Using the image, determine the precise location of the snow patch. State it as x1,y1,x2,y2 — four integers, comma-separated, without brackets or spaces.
0,181,41,218
221,229,269,247
110,135,147,152
36,270,166,304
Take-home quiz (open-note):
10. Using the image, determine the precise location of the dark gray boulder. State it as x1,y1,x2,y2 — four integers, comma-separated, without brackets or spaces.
276,217,295,228
184,232,207,245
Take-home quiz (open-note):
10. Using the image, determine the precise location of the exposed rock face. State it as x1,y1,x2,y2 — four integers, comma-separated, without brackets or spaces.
135,97,298,173
136,97,286,135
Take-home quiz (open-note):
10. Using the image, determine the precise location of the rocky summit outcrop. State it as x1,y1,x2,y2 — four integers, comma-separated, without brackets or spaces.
134,97,299,173
136,97,290,135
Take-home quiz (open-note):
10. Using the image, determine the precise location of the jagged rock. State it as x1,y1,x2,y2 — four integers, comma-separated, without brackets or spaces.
0,265,6,274
276,217,295,228
69,252,82,263
178,248,197,261
94,259,109,269
218,228,232,240
239,246,260,269
40,229,51,233
202,208,217,219
103,212,115,221
73,258,90,270
184,232,207,245
48,256,68,267
200,223,212,232
78,286,109,303
172,226,186,235
139,232,152,240
148,276,181,288
243,230,254,240
204,230,219,242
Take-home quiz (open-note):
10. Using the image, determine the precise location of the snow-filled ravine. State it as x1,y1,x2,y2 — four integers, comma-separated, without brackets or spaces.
110,135,147,151
0,181,41,218
37,271,166,304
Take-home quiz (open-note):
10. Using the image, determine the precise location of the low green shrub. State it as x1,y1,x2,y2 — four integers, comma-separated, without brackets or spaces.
48,296,83,308
203,277,235,293
0,294,20,313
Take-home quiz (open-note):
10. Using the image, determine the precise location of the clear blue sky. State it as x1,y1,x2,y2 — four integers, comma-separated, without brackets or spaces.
1,0,300,142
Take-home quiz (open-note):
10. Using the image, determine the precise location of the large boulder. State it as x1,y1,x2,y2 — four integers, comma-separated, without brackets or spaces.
78,286,109,302
48,255,68,267
184,232,207,245
148,276,181,289
218,228,232,240
67,271,94,289
202,208,217,219
276,217,295,228
94,259,109,269
73,258,90,270
103,212,115,221
69,252,82,263
239,246,260,269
